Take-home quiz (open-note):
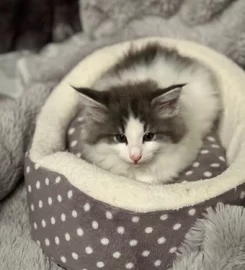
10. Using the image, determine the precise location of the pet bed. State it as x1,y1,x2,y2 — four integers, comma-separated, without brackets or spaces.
25,37,245,270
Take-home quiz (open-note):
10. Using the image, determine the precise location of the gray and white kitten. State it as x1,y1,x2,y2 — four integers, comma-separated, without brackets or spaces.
73,43,220,184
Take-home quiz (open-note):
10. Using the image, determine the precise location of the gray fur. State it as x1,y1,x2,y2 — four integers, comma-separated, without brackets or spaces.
1,0,245,269
171,203,245,270
75,81,186,145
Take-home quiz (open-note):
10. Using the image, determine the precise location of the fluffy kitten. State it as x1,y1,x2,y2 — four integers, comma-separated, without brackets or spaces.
73,43,220,184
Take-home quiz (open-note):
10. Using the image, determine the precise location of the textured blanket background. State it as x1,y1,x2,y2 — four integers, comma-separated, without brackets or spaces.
0,0,81,53
1,0,245,269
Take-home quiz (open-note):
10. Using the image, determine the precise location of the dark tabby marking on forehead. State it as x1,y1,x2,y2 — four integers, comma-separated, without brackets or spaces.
73,81,187,145
112,42,194,74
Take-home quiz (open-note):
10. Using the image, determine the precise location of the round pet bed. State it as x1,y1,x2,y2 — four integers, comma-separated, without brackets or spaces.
25,37,245,270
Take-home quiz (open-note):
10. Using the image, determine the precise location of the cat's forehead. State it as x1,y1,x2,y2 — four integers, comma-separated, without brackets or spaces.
125,116,145,138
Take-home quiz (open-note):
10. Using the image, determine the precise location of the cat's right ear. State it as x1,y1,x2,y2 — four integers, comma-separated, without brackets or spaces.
71,86,108,122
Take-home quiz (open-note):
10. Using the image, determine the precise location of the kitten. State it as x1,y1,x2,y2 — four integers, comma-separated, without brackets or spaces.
72,43,220,184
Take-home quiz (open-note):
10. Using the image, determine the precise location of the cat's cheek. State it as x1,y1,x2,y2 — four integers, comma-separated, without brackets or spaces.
142,141,160,160
113,143,131,163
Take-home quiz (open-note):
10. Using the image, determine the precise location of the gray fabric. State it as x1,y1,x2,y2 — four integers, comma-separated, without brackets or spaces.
0,183,61,270
1,0,245,269
0,82,57,201
25,153,245,270
0,51,30,98
81,0,245,68
171,203,245,270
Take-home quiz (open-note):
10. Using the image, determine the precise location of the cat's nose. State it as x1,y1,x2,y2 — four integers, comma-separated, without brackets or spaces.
130,154,142,163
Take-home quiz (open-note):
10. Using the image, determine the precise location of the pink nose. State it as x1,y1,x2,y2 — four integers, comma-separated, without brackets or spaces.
130,154,142,163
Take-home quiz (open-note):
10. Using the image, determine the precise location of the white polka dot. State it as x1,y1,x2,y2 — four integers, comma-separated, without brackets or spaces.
181,180,188,183
72,210,78,218
92,221,99,229
185,170,193,176
57,194,62,202
192,162,200,168
77,228,84,236
160,214,168,221
84,203,91,212
55,236,60,245
71,140,78,147
45,178,49,186
68,128,75,135
65,233,71,241
67,190,73,199
126,262,134,269
60,256,66,263
55,176,61,183
173,223,181,230
38,200,43,208
51,217,56,225
219,156,225,162
113,252,121,259
35,164,40,170
129,239,138,246
207,136,215,142
132,216,139,223
212,144,219,148
158,237,166,244
30,204,34,211
85,246,93,254
45,238,50,246
201,149,209,154
33,222,37,230
72,252,78,260
145,227,153,234
101,238,109,245
36,181,40,189
96,262,104,268
142,250,150,257
240,191,245,199
61,213,66,222
77,117,84,122
154,260,161,267
28,185,32,192
48,197,52,205
117,226,125,234
188,208,196,216
36,240,40,246
106,211,113,219
204,171,212,177
169,247,177,253
41,219,46,227
210,163,220,167
76,153,82,158
26,166,30,174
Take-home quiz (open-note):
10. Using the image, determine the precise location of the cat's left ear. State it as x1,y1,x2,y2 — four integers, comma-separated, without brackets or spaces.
71,86,108,122
151,84,186,118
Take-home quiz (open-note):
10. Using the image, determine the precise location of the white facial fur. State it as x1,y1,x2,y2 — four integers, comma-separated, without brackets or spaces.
112,116,160,165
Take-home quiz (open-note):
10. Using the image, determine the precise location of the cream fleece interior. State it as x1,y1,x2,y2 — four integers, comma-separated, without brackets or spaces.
29,37,245,212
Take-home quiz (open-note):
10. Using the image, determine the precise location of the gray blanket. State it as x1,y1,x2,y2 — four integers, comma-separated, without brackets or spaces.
1,0,245,269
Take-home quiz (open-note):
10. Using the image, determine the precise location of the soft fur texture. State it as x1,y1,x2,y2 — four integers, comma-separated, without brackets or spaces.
171,203,245,270
2,0,245,269
75,44,220,184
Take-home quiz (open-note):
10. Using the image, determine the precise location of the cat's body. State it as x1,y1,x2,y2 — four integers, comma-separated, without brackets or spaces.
74,43,220,184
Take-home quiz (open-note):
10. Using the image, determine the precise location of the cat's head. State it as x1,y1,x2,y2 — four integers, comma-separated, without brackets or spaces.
72,81,186,166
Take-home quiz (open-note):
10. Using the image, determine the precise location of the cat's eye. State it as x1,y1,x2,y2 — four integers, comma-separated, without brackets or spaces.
143,133,155,142
115,134,127,143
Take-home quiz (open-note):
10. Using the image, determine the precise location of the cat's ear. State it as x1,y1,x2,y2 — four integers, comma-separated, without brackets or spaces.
151,84,186,118
72,86,108,122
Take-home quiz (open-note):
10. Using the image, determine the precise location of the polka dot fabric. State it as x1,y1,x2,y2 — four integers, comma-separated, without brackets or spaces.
67,111,227,183
25,154,245,270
